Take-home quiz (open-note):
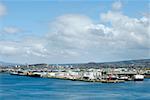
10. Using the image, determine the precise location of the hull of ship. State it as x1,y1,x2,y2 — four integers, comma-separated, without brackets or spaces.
134,79,144,81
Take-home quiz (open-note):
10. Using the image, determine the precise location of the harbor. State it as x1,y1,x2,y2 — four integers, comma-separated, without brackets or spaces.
0,0,149,99
1,63,150,83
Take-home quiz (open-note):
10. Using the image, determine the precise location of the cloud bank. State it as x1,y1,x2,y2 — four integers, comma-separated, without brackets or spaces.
0,3,6,17
0,1,149,63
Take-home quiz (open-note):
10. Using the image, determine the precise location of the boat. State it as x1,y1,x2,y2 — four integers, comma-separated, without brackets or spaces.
118,76,129,81
10,71,27,76
10,72,19,75
101,79,125,83
133,75,144,81
28,72,42,77
107,75,118,80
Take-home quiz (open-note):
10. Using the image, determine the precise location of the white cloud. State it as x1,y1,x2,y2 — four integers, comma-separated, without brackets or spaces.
47,14,93,50
0,3,7,17
112,1,122,11
2,27,21,34
0,11,149,63
0,38,48,57
0,1,149,63
100,11,150,49
87,24,113,37
45,11,149,60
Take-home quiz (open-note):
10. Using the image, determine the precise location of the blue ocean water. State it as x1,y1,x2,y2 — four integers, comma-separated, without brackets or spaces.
0,73,150,100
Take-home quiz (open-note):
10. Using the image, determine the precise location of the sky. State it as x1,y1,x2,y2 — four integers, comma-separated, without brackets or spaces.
0,0,150,64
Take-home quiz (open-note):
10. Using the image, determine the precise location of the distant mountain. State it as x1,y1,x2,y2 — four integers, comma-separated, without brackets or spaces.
100,59,150,65
90,59,150,68
62,59,150,68
0,61,21,67
0,59,150,68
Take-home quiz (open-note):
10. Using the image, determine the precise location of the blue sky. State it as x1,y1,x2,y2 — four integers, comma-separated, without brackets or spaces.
0,0,149,64
1,0,148,38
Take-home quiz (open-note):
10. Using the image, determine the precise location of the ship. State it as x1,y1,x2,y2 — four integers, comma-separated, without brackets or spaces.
118,76,129,81
10,71,18,75
133,75,144,81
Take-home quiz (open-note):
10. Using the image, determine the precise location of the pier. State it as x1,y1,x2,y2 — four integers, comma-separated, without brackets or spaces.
0,59,150,83
5,67,149,83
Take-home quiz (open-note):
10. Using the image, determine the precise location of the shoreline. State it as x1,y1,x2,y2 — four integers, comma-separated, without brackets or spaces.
1,72,150,84
1,72,148,83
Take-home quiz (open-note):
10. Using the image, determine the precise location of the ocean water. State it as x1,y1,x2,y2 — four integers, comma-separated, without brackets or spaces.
0,73,150,100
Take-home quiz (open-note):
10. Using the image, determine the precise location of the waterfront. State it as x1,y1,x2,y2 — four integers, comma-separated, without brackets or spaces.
0,73,150,100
